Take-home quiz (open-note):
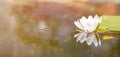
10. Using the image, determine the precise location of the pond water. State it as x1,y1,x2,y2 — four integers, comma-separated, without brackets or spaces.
0,0,120,57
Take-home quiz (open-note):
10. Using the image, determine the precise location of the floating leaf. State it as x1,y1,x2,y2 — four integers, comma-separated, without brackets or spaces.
103,36,114,40
98,15,120,32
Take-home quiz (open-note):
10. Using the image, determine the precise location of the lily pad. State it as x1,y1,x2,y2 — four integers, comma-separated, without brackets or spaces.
98,15,120,32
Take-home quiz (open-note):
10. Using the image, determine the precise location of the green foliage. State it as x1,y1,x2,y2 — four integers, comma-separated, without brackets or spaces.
98,15,120,32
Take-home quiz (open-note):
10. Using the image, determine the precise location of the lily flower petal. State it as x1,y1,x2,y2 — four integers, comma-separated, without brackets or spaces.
74,20,84,30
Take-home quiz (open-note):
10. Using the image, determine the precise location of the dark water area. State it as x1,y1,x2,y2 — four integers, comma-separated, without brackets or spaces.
0,0,120,57
0,30,120,57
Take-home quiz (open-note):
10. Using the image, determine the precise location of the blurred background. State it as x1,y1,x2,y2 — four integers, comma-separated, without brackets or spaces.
0,0,120,57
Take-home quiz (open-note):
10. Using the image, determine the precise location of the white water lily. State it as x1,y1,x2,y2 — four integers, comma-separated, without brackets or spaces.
74,15,102,33
38,20,47,33
74,15,102,47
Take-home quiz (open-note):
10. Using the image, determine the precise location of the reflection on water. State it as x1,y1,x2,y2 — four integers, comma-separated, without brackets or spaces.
74,32,101,47
0,0,120,57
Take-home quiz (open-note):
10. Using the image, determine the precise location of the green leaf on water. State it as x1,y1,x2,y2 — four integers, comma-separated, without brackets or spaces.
98,15,120,33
